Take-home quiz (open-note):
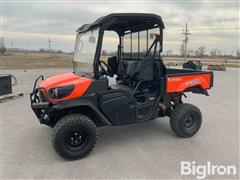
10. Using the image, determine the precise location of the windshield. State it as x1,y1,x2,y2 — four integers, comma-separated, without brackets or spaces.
73,28,99,76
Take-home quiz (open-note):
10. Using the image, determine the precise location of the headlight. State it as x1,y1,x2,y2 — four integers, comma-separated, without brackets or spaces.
48,85,74,99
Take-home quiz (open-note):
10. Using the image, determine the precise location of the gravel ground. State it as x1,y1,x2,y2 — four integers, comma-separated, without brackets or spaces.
1,68,239,179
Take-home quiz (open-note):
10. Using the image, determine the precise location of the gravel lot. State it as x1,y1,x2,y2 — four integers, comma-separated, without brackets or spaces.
1,68,239,179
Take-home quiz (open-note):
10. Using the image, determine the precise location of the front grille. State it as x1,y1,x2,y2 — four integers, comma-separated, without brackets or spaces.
39,90,46,102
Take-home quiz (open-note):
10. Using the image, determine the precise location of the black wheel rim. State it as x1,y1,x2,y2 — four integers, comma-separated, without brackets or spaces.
65,128,88,150
184,114,195,129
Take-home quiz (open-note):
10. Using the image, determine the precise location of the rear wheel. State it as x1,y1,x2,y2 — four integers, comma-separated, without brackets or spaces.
170,103,202,138
53,114,97,160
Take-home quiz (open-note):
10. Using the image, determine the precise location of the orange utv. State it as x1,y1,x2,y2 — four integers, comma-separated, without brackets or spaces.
31,13,214,160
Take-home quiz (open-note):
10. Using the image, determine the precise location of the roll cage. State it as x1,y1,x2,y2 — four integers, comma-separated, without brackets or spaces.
75,13,165,79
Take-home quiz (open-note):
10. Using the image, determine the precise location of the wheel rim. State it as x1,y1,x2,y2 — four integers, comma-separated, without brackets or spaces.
65,128,88,149
184,114,195,128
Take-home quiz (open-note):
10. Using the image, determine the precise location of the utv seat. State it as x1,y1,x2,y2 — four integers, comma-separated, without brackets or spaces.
116,56,153,82
116,59,141,80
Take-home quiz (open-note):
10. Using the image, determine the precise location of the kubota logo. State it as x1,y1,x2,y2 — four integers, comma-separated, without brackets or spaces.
168,77,182,82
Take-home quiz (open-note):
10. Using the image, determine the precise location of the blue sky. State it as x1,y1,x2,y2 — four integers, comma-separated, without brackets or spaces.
2,0,239,55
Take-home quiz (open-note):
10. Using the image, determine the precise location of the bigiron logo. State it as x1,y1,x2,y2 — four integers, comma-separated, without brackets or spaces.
181,161,237,179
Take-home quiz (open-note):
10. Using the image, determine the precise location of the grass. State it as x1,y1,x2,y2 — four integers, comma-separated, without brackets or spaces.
1,52,239,70
1,52,73,70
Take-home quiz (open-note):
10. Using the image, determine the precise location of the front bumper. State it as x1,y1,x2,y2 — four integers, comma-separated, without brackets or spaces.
30,75,52,125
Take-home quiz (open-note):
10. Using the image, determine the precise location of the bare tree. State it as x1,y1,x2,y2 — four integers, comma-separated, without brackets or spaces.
0,37,6,55
0,46,6,55
210,48,218,57
216,49,222,56
188,49,195,57
198,46,207,57
166,49,172,57
210,48,222,57
236,50,240,58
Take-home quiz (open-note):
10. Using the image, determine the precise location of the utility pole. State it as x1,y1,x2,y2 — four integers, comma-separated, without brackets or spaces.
182,23,191,59
0,37,6,55
47,38,52,52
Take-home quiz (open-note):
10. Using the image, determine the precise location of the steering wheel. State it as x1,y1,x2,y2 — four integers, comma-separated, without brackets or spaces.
99,60,114,78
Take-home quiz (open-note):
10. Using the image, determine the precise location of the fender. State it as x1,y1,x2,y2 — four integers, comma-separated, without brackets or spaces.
51,95,112,126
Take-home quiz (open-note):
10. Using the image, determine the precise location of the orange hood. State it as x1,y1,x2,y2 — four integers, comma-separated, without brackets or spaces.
39,73,93,102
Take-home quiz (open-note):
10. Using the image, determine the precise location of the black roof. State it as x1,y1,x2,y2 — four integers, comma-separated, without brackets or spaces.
77,13,165,34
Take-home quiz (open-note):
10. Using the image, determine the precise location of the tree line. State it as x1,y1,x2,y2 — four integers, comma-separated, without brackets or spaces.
164,46,240,59
0,47,71,55
1,45,240,59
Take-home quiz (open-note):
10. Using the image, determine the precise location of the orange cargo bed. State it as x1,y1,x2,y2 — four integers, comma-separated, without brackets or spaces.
166,69,213,94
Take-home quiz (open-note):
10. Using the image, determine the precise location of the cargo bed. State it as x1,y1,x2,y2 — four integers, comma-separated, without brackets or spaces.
165,68,214,94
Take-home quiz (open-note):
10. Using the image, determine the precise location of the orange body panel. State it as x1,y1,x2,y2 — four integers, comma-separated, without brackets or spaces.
166,74,211,93
39,73,93,102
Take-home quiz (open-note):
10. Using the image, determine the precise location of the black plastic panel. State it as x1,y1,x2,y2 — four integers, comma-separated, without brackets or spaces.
100,91,136,125
84,79,108,95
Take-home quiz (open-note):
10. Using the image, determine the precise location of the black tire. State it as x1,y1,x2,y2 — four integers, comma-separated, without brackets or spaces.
52,114,97,160
170,103,202,138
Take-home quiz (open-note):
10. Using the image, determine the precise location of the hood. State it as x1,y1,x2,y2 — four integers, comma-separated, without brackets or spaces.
39,72,93,102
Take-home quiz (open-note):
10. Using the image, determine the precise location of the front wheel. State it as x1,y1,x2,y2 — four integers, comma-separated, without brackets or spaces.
170,103,202,138
52,114,97,160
